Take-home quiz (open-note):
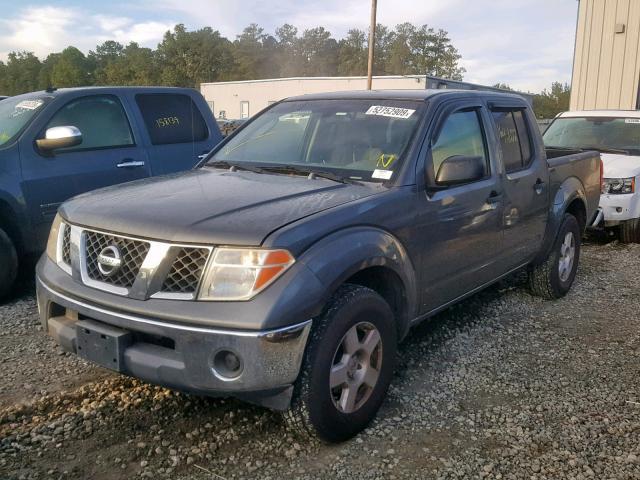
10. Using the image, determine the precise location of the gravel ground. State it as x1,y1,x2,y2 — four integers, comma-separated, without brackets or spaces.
1,240,640,480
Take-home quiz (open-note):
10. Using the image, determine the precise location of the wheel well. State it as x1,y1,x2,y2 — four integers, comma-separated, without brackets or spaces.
0,200,22,254
566,198,587,233
345,266,408,337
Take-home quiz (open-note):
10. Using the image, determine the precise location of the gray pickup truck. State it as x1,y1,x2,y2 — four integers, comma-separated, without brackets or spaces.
36,90,601,442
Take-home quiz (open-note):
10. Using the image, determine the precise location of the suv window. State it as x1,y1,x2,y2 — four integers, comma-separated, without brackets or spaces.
46,95,133,151
431,109,489,179
136,94,208,145
491,109,533,173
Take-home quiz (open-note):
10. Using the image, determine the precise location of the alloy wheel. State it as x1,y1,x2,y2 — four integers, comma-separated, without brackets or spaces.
329,321,383,414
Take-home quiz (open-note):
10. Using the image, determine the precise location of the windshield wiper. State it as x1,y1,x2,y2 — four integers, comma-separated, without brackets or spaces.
207,160,268,174
261,165,359,184
579,145,630,155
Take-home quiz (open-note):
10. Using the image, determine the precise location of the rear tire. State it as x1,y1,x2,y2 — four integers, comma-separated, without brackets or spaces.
0,227,18,300
284,284,397,443
528,213,580,300
620,218,640,243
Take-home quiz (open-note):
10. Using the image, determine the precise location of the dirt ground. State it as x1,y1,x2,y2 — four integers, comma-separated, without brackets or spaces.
1,240,640,480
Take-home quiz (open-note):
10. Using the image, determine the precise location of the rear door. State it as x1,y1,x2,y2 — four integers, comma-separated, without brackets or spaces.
488,102,549,265
131,92,223,175
19,93,151,244
415,99,505,313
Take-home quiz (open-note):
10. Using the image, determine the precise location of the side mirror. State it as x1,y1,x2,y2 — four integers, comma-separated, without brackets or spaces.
435,155,486,186
36,126,82,153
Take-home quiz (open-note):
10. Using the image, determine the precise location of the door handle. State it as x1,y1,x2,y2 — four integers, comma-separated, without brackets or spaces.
486,191,503,209
117,160,145,168
534,178,546,195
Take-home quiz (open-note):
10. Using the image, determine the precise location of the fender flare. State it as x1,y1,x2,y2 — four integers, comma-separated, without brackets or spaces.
298,226,418,336
534,176,587,265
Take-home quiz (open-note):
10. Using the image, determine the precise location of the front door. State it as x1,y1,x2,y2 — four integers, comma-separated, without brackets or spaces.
416,103,505,313
20,94,151,247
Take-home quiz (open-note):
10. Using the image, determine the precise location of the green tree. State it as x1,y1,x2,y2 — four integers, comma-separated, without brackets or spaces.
1,52,42,95
99,42,159,85
50,47,93,87
231,24,279,79
385,23,415,75
492,82,513,90
533,82,570,119
299,27,338,76
372,24,392,75
337,29,368,76
275,24,303,77
90,40,125,82
0,62,6,95
156,24,234,87
384,23,464,79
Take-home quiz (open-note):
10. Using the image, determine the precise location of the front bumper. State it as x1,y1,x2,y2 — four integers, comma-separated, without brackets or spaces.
36,273,311,411
599,191,640,226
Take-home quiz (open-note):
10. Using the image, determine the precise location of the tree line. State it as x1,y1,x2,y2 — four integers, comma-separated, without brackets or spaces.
0,22,570,118
0,22,464,95
494,82,571,120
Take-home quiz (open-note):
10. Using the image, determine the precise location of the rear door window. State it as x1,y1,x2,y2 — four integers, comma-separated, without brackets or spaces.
45,95,134,151
136,94,208,145
491,109,533,173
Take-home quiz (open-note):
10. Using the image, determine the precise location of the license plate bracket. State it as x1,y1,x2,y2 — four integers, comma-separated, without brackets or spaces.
76,320,132,372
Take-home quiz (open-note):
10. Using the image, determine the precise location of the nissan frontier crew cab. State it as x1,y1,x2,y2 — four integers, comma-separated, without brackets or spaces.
37,90,601,442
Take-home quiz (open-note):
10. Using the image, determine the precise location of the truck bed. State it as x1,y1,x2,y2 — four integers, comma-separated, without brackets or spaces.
545,148,601,225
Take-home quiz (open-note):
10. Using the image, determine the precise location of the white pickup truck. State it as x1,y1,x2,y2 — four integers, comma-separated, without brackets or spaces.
543,110,640,242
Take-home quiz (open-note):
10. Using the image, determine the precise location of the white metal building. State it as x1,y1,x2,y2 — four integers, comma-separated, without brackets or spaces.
571,0,640,110
200,75,427,120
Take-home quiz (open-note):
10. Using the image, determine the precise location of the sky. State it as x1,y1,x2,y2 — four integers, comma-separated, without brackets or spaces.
0,0,579,93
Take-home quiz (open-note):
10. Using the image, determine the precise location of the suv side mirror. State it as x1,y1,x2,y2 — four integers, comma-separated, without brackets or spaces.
435,155,485,186
36,126,82,153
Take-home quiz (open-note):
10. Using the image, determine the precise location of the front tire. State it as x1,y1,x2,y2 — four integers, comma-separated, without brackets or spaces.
0,227,18,300
528,213,581,299
284,284,397,443
620,218,640,243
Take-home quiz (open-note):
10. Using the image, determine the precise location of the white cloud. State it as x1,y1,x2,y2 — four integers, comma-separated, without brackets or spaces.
0,6,80,57
0,5,173,60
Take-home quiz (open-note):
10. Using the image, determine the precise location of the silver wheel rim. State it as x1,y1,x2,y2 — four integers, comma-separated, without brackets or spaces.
330,321,383,414
558,231,575,282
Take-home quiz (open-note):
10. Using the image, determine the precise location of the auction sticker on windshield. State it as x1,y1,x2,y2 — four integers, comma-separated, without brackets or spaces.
366,106,415,119
372,169,393,180
15,100,44,111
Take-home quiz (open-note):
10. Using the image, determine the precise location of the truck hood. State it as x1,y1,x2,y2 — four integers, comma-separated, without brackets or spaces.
60,167,385,245
601,153,640,178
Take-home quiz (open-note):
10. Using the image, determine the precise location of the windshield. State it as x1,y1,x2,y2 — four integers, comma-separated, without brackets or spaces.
209,99,424,181
0,95,51,147
543,116,640,155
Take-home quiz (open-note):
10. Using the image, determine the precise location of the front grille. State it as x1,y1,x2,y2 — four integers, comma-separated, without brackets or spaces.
61,224,71,265
85,231,150,288
161,247,210,294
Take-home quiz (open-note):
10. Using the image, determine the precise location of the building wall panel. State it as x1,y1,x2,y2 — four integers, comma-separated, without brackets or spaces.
571,0,640,110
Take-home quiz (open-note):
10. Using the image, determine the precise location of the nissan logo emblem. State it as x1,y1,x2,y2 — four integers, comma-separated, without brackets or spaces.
97,245,122,276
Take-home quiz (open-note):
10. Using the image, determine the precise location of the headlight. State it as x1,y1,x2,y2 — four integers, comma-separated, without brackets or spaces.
602,177,635,194
46,213,63,262
198,248,295,301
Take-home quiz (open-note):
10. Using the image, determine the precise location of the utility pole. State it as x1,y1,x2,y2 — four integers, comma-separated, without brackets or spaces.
367,0,377,90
